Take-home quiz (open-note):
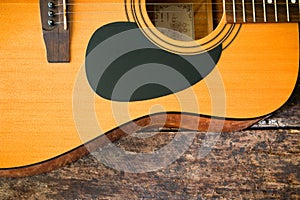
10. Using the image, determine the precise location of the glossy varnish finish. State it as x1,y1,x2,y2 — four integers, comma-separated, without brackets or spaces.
0,0,298,173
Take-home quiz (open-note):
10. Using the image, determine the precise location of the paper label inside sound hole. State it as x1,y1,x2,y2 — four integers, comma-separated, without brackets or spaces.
153,4,195,41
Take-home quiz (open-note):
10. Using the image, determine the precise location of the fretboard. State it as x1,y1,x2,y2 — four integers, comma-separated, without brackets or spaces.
225,0,300,23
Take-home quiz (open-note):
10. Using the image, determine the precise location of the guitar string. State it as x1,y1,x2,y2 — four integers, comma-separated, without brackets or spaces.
59,2,235,5
54,10,224,15
56,2,297,6
53,16,278,25
52,2,299,14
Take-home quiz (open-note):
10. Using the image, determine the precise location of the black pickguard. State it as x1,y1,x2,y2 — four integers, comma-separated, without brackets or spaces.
85,22,222,102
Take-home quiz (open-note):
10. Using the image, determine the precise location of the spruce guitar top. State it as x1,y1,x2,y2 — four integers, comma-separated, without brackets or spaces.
0,0,298,177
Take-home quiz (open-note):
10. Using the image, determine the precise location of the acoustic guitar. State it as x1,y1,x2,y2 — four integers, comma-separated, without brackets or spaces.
0,0,298,177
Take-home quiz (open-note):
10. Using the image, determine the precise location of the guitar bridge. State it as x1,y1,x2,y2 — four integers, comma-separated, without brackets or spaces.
39,0,70,63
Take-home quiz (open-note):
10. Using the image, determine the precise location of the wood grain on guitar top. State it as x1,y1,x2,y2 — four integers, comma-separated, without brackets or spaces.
0,0,298,173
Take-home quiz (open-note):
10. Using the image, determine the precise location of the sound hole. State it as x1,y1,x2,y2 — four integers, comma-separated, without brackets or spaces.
146,0,223,41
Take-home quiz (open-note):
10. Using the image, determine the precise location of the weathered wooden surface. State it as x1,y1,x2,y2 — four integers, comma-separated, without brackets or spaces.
0,76,299,199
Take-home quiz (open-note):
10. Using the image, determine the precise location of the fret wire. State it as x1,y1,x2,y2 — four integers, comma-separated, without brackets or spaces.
263,0,267,22
286,0,290,21
252,0,256,22
242,0,246,22
233,0,237,22
274,0,278,22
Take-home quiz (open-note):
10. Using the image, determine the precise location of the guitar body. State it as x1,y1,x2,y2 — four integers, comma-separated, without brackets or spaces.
0,0,298,176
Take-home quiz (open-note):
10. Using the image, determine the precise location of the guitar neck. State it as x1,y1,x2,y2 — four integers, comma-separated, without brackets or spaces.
225,0,300,23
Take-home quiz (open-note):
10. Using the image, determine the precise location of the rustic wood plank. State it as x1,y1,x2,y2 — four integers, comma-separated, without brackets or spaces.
0,129,299,199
